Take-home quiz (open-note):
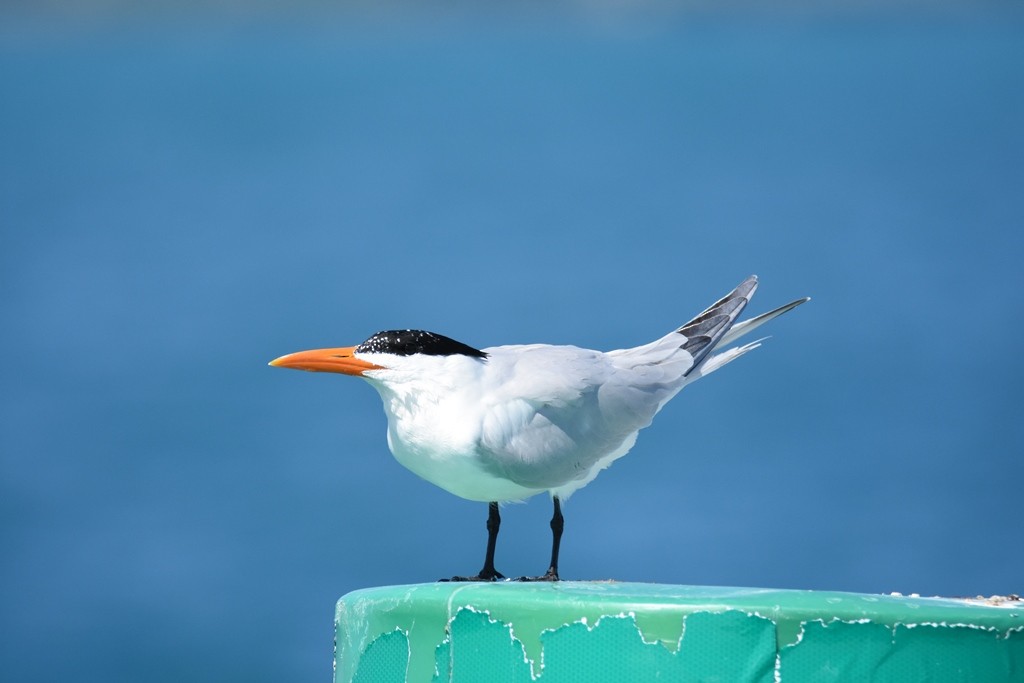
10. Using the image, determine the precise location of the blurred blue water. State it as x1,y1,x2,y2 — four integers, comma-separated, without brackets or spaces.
2,7,1023,682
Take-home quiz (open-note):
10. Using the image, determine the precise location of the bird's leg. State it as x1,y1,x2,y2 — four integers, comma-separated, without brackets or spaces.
443,501,505,582
478,501,505,580
517,496,563,582
541,496,564,581
548,496,564,579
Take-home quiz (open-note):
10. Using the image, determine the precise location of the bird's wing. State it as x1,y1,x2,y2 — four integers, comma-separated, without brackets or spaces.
604,275,811,396
479,344,606,406
466,276,808,494
607,275,758,377
675,275,758,375
715,296,810,348
473,345,654,492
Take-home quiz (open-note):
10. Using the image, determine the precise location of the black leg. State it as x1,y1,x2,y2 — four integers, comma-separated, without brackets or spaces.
517,496,563,582
480,501,504,580
442,502,505,582
544,496,564,581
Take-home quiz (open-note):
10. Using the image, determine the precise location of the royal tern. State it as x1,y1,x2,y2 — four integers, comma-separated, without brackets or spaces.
271,275,808,581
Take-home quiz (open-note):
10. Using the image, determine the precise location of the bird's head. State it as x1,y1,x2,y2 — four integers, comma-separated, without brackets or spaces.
269,329,488,381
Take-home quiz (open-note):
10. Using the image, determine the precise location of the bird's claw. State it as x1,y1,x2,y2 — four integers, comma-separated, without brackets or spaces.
514,570,560,582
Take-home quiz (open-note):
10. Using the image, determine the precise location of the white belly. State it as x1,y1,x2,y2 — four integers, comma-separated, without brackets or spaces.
386,425,545,502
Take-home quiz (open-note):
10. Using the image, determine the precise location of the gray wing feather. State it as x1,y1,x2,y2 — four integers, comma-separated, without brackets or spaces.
677,275,757,376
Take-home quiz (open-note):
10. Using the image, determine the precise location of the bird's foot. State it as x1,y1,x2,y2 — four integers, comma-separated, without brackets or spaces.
439,568,506,582
514,569,560,582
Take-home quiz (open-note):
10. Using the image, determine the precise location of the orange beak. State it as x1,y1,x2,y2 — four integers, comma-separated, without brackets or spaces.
268,346,384,376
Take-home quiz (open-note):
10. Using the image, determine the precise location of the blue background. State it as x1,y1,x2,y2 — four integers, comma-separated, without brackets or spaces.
2,3,1022,681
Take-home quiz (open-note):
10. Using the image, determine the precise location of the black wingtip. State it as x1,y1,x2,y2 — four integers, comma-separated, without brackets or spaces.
677,277,757,375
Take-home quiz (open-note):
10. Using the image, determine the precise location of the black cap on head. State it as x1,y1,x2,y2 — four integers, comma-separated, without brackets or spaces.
356,330,488,359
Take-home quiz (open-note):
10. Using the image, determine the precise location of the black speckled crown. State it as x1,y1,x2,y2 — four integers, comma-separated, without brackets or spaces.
355,330,488,358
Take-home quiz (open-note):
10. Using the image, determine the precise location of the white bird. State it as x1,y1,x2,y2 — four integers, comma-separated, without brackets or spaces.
270,275,808,581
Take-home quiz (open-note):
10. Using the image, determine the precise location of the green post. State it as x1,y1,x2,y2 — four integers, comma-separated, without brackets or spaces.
336,582,1023,682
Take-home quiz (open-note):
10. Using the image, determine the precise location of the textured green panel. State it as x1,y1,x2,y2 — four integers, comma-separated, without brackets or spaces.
352,629,409,683
334,583,1024,683
677,611,776,683
779,618,1024,682
778,620,895,680
430,641,450,683
447,609,533,683
540,616,683,682
883,623,1020,682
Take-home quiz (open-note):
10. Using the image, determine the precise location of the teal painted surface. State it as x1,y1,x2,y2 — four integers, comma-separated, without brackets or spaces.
336,583,1024,682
